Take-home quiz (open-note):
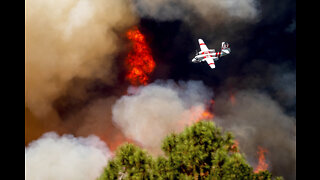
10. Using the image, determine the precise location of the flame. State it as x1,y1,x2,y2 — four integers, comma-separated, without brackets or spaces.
191,100,215,124
178,100,215,128
231,140,239,152
189,109,214,126
125,27,156,86
196,100,215,122
254,146,269,173
230,93,236,106
200,110,214,120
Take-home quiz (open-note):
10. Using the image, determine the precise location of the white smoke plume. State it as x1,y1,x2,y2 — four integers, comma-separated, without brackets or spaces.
132,0,260,22
112,80,213,153
25,0,137,117
214,90,296,179
25,132,111,180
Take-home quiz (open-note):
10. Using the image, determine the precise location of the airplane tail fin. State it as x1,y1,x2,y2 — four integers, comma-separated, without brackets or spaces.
221,42,231,54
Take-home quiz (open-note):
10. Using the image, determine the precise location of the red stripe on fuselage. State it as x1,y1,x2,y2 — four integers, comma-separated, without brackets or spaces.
200,43,205,45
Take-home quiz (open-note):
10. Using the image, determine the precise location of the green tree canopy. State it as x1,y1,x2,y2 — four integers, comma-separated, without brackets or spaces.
99,121,282,180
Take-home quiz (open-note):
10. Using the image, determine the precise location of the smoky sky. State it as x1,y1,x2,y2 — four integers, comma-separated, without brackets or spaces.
51,0,296,119
26,0,295,179
141,0,296,116
134,1,296,179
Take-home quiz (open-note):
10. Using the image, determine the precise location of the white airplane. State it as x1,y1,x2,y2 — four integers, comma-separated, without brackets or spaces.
192,39,231,69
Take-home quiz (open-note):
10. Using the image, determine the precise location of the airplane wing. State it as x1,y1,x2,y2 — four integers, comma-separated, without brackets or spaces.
198,39,209,51
204,56,217,69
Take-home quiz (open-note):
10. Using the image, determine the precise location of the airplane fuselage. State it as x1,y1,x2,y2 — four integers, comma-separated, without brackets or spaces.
192,39,231,69
192,50,229,63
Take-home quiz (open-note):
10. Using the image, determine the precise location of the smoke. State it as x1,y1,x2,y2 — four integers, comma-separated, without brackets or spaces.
132,0,261,47
25,0,137,117
111,80,295,179
223,60,296,116
62,96,132,151
25,0,295,179
132,0,260,22
25,106,66,145
270,65,296,111
112,80,213,153
214,91,296,180
25,132,111,180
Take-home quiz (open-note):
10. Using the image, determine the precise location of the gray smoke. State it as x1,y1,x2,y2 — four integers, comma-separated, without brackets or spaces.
25,132,111,180
223,60,296,116
112,80,213,154
25,1,295,179
132,0,260,22
112,80,295,179
214,90,296,179
62,96,131,151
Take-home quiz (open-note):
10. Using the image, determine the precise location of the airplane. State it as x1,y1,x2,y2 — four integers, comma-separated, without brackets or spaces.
192,39,231,69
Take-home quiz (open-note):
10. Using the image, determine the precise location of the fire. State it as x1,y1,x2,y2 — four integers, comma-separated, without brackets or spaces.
254,146,269,173
179,100,215,127
231,140,239,152
196,100,215,122
125,27,156,86
200,110,214,120
230,92,236,106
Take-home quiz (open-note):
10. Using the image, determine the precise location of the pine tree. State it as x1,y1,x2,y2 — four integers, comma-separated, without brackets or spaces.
98,143,154,180
99,121,283,180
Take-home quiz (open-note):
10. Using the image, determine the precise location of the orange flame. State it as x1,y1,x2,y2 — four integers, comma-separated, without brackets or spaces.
125,27,156,86
254,146,269,173
179,100,215,127
193,100,214,124
197,100,215,122
200,111,214,120
231,140,239,152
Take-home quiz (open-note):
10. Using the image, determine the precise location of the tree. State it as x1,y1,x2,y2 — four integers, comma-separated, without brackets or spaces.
99,121,282,180
98,143,154,180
